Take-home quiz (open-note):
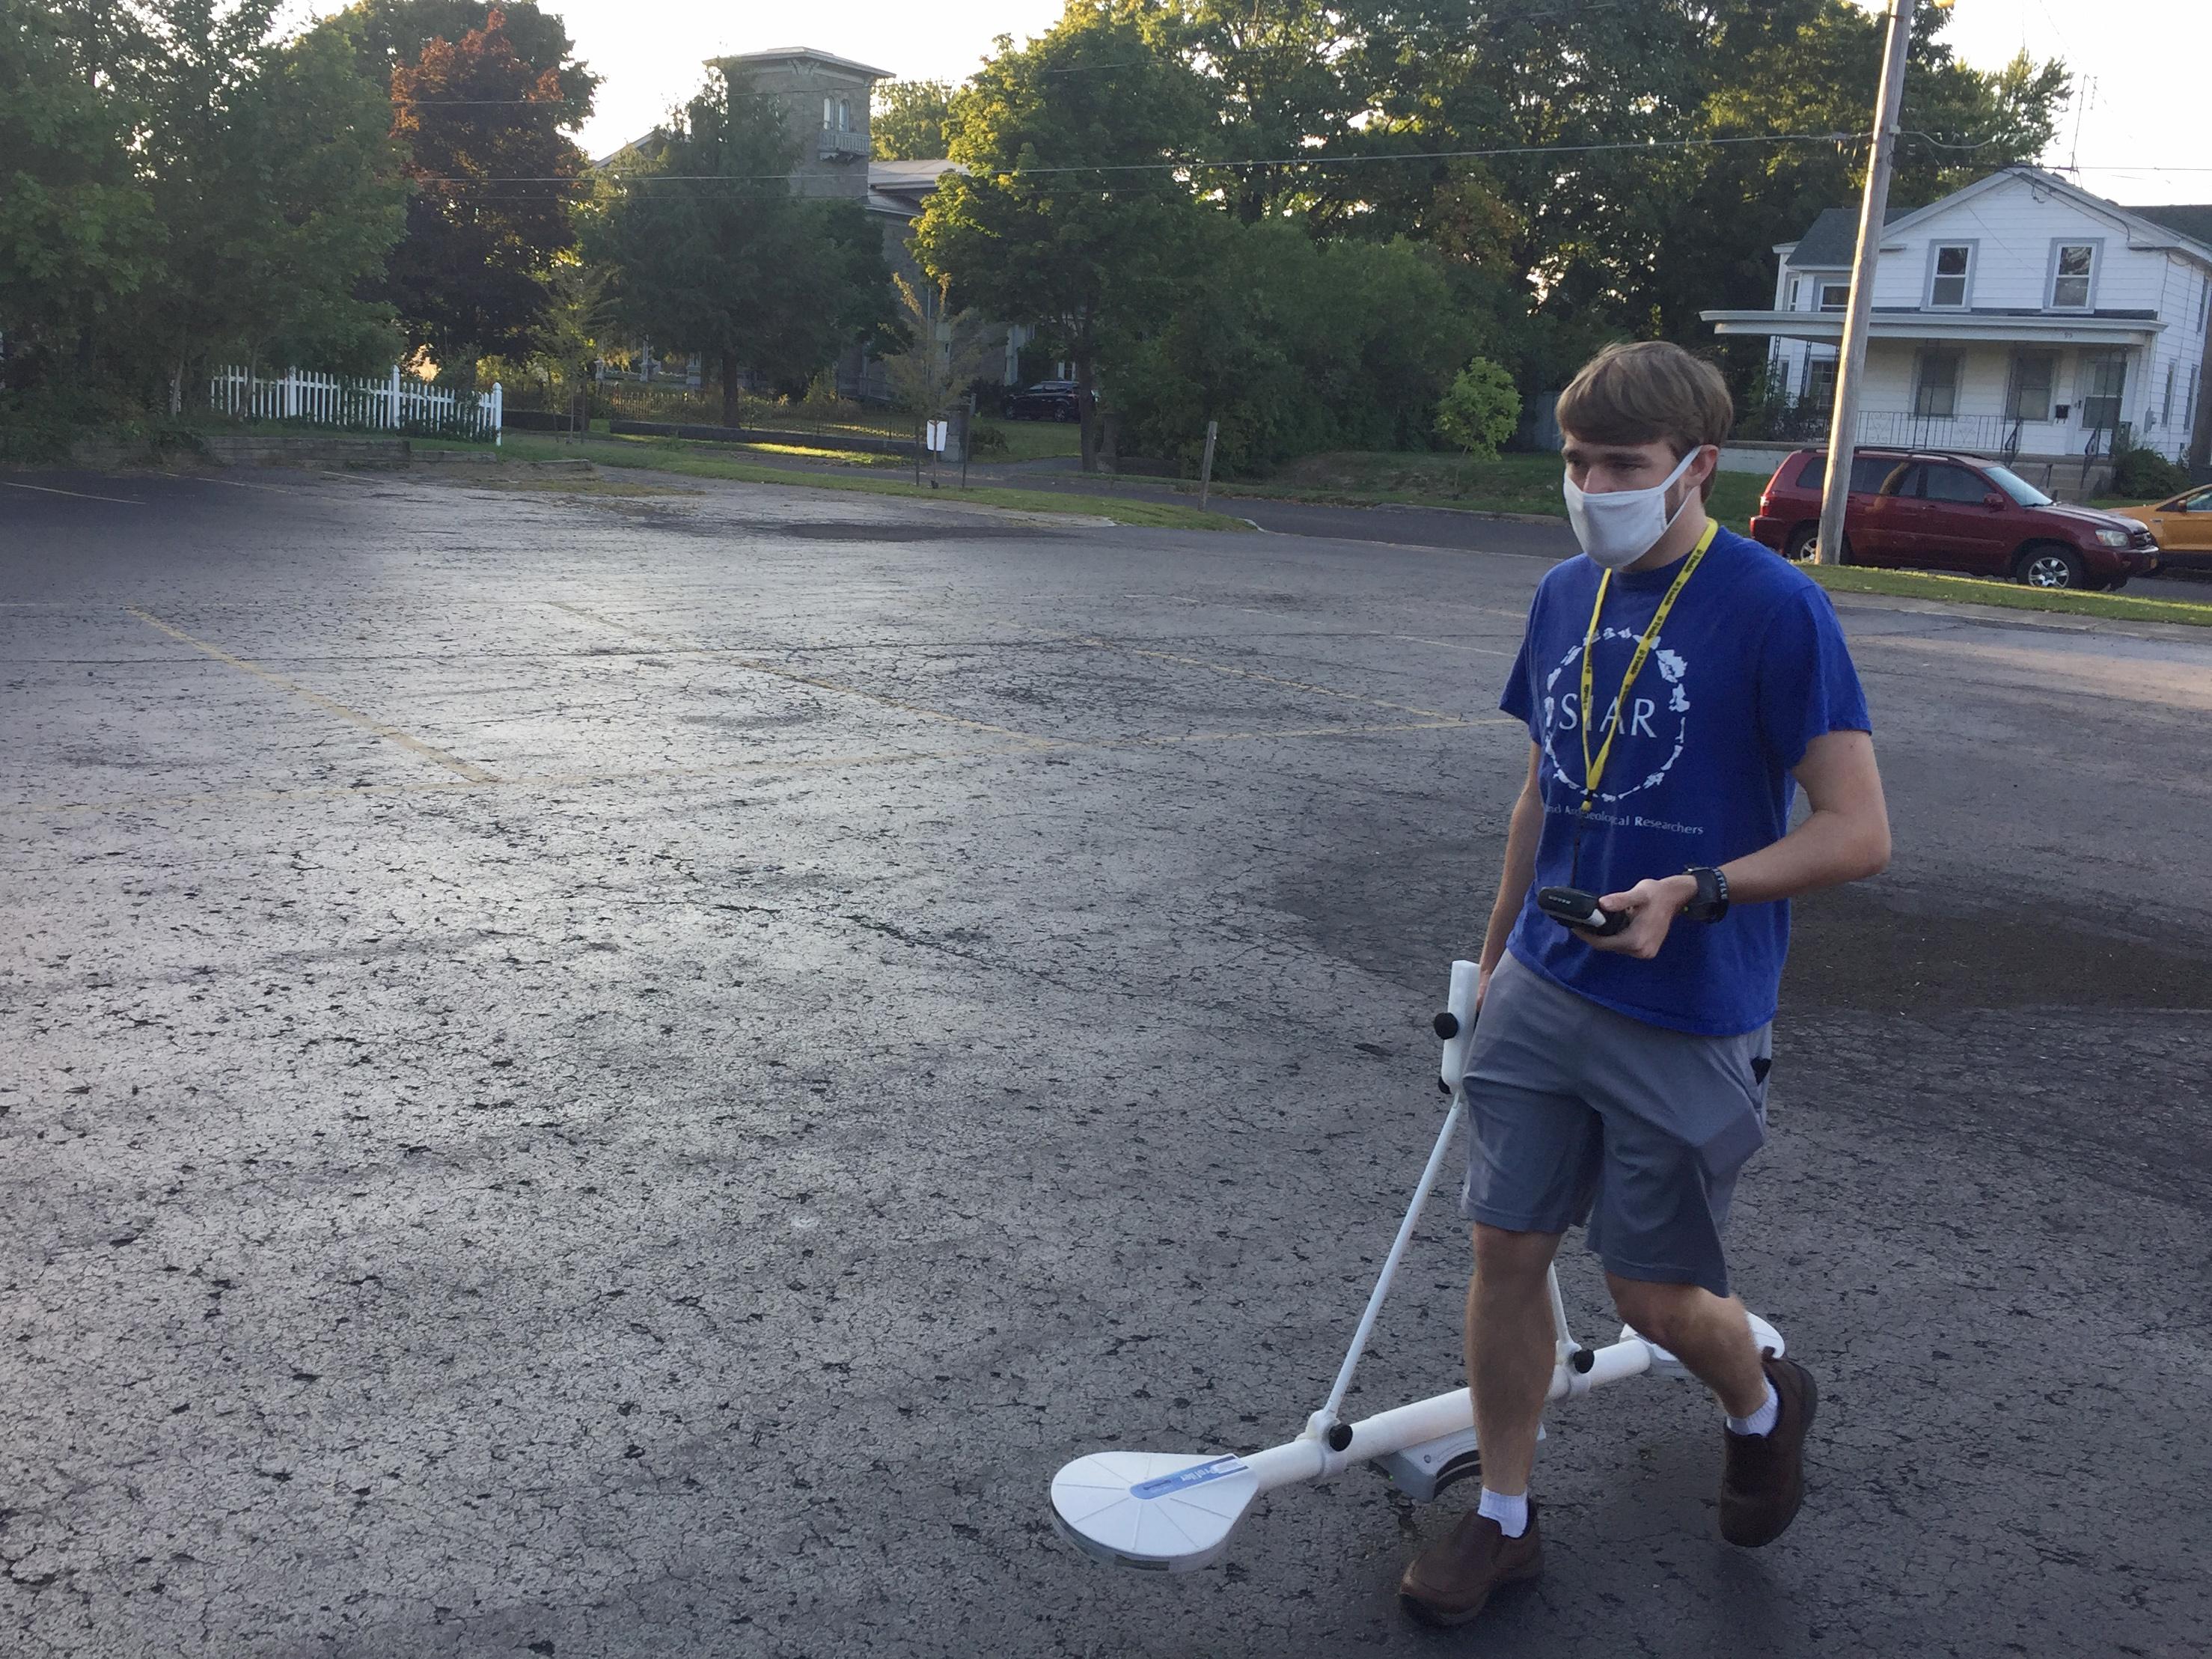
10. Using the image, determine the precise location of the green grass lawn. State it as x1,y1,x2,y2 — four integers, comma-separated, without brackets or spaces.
1211,450,1770,532
1806,563,2211,627
421,432,1248,531
973,418,1083,463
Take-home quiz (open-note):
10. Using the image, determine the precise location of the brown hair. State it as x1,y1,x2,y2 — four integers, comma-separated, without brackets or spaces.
1556,341,1733,497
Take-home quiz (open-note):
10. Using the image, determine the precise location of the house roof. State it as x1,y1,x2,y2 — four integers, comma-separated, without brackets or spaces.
717,47,893,82
2130,202,2212,250
1782,169,2212,273
867,159,962,218
1785,206,1906,269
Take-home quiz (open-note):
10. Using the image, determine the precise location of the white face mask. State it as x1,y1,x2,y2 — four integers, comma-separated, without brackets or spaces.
1562,447,1707,571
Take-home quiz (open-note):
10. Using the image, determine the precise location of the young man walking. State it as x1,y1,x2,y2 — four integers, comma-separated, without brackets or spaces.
1399,341,1891,1626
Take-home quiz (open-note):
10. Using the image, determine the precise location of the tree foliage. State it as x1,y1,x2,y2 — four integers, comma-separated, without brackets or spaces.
0,1,159,366
914,1,1217,469
374,5,586,364
121,1,406,393
1436,358,1520,462
1104,219,1477,473
592,68,890,423
871,79,952,160
878,274,994,419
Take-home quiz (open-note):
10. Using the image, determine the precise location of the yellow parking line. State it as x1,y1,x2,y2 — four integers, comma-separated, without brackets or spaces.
125,606,500,783
0,479,141,504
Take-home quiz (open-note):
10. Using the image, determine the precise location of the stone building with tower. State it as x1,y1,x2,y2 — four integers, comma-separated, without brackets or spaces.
601,46,1034,401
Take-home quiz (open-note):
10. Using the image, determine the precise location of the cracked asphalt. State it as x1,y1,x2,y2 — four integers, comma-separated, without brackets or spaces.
3,465,2208,1659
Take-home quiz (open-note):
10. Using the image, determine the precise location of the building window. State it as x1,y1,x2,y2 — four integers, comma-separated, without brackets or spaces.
2190,364,2202,436
1913,349,1962,418
2049,241,2098,311
2005,351,2056,422
1789,276,1806,310
1818,281,1849,312
1803,356,1838,410
2163,361,2176,429
822,96,834,129
1928,242,1973,308
838,98,851,132
2078,349,2126,432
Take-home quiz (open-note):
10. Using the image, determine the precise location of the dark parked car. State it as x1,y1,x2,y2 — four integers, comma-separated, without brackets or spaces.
1006,379,1083,421
1750,447,2160,590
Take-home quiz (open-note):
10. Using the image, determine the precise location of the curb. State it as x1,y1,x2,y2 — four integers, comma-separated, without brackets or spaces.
1821,587,2212,644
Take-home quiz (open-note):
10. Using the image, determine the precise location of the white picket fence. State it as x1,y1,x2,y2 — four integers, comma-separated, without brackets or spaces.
208,364,503,442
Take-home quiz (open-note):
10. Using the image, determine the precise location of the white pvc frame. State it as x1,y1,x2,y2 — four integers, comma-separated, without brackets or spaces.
1049,959,1784,1573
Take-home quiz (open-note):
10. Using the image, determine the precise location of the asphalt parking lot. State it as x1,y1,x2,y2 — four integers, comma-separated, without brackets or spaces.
4,465,2209,1659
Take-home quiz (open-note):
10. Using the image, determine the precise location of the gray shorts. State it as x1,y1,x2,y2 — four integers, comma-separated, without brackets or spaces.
1458,953,1772,1298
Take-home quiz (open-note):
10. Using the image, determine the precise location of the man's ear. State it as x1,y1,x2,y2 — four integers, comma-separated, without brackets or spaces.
1689,443,1721,502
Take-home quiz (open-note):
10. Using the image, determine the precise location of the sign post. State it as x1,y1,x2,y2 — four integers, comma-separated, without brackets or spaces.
1198,420,1220,513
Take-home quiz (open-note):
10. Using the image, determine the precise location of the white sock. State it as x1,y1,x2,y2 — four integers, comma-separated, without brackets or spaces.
1476,1486,1529,1538
1726,1380,1780,1438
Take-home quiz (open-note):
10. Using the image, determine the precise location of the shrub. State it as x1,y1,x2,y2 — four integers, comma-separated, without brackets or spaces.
2111,443,2189,501
1436,358,1521,461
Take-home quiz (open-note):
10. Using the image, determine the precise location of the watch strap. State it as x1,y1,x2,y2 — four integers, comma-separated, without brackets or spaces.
1684,865,1729,923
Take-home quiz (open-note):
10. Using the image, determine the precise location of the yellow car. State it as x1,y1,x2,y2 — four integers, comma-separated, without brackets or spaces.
2111,485,2212,571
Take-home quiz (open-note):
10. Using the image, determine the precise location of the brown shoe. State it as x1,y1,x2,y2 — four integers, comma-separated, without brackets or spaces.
1719,1351,1817,1547
1399,1503,1543,1627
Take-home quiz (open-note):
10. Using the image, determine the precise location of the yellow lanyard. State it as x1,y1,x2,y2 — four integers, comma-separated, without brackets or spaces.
1576,518,1717,812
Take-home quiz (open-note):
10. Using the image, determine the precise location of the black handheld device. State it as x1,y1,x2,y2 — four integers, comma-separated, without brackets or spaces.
1536,885,1631,937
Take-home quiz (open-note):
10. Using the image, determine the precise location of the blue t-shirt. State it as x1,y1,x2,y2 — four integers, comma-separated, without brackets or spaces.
1500,526,1871,1036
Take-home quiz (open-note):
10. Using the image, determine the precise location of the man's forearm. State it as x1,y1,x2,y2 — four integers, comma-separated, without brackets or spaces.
1719,801,1889,906
1481,786,1545,973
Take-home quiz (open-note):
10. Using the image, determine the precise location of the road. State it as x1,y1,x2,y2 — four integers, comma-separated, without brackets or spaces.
974,460,2212,602
2,465,2208,1659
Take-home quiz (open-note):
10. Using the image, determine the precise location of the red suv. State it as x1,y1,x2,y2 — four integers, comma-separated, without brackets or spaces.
1750,447,2161,590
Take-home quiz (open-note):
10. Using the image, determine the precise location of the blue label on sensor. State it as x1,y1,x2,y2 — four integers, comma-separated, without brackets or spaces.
1131,1457,1246,1500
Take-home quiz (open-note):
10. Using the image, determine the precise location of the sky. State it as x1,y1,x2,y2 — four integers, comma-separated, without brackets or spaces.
293,0,2208,206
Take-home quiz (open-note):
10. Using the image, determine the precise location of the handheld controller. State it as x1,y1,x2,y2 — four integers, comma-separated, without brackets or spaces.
1536,885,1631,937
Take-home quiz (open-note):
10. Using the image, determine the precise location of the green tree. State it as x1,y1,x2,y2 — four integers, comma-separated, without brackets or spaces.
914,1,1215,471
124,1,408,403
879,273,994,421
380,7,585,364
0,0,160,385
593,68,890,424
1104,217,1476,472
1436,357,1519,462
871,79,953,160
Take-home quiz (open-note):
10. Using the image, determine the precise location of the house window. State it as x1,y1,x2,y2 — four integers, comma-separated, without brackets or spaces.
838,98,852,132
2005,351,2056,423
822,96,834,129
1789,276,1806,311
1818,282,1849,313
1913,349,1962,418
2049,241,2098,311
1803,356,1838,410
1928,242,1973,308
2191,364,2202,436
2078,349,2126,432
2163,361,2176,429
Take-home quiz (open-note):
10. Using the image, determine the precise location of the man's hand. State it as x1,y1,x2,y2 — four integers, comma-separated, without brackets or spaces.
1586,873,1698,959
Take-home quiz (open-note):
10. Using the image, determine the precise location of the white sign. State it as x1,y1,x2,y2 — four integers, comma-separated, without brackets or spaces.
926,419,948,453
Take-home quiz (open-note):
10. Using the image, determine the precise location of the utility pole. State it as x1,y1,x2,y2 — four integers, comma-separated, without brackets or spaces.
1814,0,1926,565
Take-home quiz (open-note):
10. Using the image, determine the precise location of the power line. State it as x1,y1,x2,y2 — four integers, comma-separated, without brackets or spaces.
427,129,1886,189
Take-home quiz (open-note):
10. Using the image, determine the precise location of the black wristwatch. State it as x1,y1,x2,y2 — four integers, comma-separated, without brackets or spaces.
1683,866,1729,923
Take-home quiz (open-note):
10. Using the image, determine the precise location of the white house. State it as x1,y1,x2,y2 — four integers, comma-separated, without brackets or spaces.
1703,168,2212,488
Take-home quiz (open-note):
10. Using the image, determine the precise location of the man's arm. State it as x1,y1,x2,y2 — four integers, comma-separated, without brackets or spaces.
1586,729,1890,960
1477,745,1547,995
